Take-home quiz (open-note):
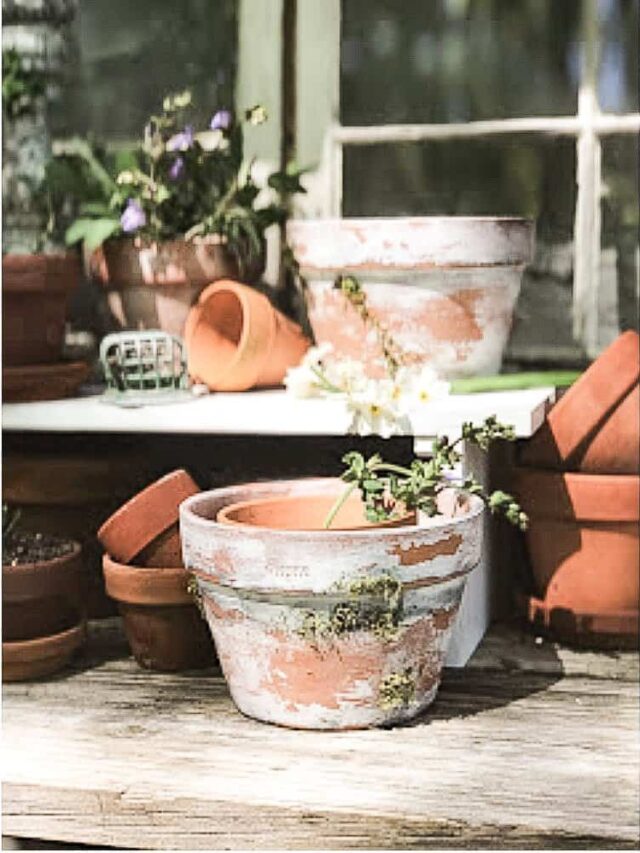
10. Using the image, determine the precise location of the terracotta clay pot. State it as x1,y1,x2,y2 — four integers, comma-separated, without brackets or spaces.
102,556,215,671
217,491,415,531
287,218,534,379
92,237,263,338
184,279,311,391
180,478,484,730
2,252,80,366
514,468,639,645
520,330,640,471
575,384,639,474
2,623,86,682
2,361,90,403
97,469,199,567
2,542,86,681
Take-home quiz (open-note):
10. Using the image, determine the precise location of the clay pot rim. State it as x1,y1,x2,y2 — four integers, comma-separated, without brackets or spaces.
184,279,277,391
2,251,81,293
514,468,640,522
102,554,193,606
97,469,199,563
103,234,230,250
217,494,416,532
2,621,85,660
2,540,82,576
181,477,484,540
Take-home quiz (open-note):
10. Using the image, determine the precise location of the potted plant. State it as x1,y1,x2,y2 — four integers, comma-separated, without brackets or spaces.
2,506,86,682
180,420,526,730
64,91,307,338
2,44,82,379
97,470,215,672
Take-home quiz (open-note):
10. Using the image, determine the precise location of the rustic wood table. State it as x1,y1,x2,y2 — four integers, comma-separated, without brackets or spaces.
3,619,638,850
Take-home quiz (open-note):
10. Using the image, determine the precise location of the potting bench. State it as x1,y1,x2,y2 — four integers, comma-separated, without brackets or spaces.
2,618,638,849
3,386,554,666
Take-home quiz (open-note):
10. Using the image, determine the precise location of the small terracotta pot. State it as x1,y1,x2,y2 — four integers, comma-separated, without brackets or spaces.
97,469,199,566
92,237,263,338
217,492,415,531
2,623,86,682
102,555,215,671
2,543,85,643
520,331,640,470
514,468,639,643
2,252,80,366
184,279,311,391
181,478,484,730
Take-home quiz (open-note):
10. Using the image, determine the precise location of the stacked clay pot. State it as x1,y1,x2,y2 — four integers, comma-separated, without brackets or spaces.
97,470,215,671
514,331,639,647
184,279,310,391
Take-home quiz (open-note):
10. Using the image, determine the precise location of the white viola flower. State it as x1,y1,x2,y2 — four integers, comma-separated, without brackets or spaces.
325,357,367,395
300,341,333,368
404,364,450,410
283,363,322,398
195,129,229,152
346,379,408,438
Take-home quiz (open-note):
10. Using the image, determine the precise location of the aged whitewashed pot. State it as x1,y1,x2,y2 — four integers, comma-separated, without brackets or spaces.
287,217,534,379
180,478,484,730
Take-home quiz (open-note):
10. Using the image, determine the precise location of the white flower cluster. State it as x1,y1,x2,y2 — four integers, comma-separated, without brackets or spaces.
284,344,450,438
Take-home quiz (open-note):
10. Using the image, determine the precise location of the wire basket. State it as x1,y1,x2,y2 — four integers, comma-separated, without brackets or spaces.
99,331,193,407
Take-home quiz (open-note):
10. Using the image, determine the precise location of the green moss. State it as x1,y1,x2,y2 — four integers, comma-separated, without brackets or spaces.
378,668,416,710
297,573,402,644
186,574,206,618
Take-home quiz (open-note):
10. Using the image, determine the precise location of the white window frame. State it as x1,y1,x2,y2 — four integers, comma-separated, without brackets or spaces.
304,0,639,359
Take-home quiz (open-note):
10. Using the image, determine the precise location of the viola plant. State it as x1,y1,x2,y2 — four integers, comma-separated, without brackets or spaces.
65,89,307,275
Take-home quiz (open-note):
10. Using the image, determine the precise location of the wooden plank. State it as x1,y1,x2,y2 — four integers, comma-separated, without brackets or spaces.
2,623,638,849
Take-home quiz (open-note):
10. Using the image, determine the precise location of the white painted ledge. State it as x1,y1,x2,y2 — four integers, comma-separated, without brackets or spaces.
2,386,554,439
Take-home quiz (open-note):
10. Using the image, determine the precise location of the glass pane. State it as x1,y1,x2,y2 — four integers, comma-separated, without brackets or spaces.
343,136,581,362
341,0,581,124
598,0,639,113
601,134,640,341
51,0,237,141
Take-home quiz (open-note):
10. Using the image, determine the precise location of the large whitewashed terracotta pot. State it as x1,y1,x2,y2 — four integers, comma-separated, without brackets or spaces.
287,217,534,379
180,478,484,730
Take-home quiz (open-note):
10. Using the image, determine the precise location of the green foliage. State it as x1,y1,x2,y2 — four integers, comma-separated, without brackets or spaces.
2,505,21,546
331,416,528,531
63,89,307,270
2,49,45,120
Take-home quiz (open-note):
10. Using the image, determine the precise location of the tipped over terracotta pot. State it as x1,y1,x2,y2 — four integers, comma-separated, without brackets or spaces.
184,279,310,391
180,478,484,730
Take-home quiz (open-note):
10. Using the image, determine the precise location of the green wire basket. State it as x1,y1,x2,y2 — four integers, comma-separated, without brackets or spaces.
99,330,194,407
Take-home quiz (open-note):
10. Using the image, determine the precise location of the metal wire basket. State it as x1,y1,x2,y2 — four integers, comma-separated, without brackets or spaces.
99,330,193,407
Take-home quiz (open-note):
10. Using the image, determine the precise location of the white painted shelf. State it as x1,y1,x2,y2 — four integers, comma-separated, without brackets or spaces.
2,386,554,439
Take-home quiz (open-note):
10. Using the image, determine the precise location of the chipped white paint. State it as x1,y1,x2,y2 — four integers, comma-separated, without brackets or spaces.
287,218,533,378
180,478,484,729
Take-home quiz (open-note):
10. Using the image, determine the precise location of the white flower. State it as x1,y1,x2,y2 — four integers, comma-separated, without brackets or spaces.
401,364,450,412
346,379,410,438
300,342,333,368
324,357,367,395
195,129,229,152
284,343,334,399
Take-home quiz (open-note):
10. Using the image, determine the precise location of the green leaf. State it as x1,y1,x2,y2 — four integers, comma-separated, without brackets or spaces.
65,217,120,251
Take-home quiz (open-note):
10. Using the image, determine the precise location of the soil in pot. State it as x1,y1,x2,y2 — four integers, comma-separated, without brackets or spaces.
102,556,215,671
185,279,310,391
180,478,484,730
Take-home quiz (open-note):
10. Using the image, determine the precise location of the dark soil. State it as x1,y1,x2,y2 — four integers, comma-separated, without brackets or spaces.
3,532,76,567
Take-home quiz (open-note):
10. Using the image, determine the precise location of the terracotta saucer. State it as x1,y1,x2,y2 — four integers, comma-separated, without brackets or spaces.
3,361,90,403
516,590,639,650
2,622,86,682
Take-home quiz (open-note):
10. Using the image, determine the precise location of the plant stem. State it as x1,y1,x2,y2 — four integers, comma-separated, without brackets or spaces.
371,462,413,478
310,365,343,394
324,481,358,529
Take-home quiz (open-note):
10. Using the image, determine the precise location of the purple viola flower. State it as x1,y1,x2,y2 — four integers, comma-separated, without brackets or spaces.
210,109,232,131
120,199,146,234
168,155,184,181
166,124,194,152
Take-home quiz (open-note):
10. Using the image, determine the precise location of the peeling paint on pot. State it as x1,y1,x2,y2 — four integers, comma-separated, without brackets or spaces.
287,218,534,379
180,478,484,729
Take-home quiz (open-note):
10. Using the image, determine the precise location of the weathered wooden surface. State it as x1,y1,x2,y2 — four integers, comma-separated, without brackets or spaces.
2,620,639,850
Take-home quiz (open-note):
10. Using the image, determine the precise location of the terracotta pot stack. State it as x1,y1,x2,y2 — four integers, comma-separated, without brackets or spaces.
514,331,640,647
2,540,86,682
97,470,215,671
184,279,311,391
2,252,90,402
